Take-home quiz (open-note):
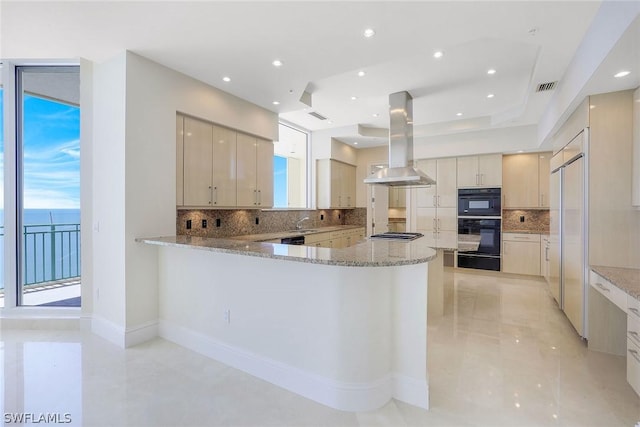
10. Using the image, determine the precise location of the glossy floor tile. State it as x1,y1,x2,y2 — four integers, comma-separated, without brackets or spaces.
2,269,639,426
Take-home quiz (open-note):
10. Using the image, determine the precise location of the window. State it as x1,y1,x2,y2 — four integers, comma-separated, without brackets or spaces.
273,123,308,208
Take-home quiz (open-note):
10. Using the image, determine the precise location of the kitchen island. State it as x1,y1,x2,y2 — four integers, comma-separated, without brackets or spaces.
138,235,444,411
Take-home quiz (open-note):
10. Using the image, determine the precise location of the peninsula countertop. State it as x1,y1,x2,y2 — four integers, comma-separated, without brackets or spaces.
591,265,640,300
137,234,439,267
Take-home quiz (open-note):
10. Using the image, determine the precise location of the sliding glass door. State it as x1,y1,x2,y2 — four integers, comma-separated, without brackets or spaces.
16,66,81,307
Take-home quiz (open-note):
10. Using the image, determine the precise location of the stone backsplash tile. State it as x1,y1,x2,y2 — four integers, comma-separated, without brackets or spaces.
177,208,367,238
502,209,550,233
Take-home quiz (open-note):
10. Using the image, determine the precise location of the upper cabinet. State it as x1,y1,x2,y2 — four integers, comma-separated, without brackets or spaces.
389,187,406,208
177,114,273,209
633,87,640,207
236,133,273,208
502,152,551,209
317,159,356,209
457,154,502,187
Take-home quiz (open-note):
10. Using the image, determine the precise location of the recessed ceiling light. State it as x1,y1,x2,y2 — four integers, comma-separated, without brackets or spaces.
372,113,379,117
487,69,496,75
433,51,444,59
614,70,631,78
517,150,524,153
327,120,333,124
487,93,495,98
272,101,280,105
354,142,358,145
222,76,231,82
456,112,463,116
363,28,376,38
357,70,366,77
272,59,283,67
351,96,357,101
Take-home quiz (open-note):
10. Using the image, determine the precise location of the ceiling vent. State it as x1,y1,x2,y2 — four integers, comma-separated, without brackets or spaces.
536,81,557,92
308,111,327,120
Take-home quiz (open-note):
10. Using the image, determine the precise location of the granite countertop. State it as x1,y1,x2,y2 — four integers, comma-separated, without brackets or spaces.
591,265,640,300
137,235,438,267
502,229,550,235
230,225,363,242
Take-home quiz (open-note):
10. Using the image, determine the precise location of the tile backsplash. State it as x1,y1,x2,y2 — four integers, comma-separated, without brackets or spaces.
502,209,550,233
177,208,367,238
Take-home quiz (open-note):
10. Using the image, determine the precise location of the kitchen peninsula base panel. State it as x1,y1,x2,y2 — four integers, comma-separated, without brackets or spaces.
156,245,429,412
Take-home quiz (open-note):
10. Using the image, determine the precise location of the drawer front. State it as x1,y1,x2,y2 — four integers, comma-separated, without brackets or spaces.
629,313,640,348
628,295,640,319
628,338,640,397
590,272,627,312
503,233,541,243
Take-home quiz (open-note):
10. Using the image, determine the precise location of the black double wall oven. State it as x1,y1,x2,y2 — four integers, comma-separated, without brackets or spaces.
457,188,501,271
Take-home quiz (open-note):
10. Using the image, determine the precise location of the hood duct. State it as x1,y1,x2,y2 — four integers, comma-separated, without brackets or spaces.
363,91,436,187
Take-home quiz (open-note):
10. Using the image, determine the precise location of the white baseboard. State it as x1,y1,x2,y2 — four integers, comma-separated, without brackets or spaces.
125,320,158,347
92,316,158,348
159,319,427,412
91,315,126,347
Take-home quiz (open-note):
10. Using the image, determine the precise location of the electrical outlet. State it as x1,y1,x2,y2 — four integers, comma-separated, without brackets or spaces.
202,219,207,228
320,214,324,220
216,218,221,227
186,219,192,229
223,309,231,324
520,215,525,223
255,217,259,225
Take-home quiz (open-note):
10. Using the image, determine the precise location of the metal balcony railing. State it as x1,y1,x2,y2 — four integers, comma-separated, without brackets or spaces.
0,223,82,287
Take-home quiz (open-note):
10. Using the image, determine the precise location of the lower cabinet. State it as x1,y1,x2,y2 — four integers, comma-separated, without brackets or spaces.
628,297,640,396
502,233,541,275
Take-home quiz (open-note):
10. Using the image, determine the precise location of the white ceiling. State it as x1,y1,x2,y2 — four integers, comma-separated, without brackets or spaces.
2,1,637,148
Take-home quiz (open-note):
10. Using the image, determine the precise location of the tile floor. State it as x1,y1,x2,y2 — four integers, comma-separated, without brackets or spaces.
1,269,639,426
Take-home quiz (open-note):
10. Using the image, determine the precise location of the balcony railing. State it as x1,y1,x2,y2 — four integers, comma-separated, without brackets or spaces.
0,223,81,287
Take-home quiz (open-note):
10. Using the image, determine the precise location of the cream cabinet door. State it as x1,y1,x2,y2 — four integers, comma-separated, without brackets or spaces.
330,161,342,207
416,207,437,233
183,117,213,206
341,163,356,208
502,234,541,275
176,115,184,206
436,157,457,207
478,154,502,187
436,207,458,232
212,125,237,207
256,138,274,208
457,156,479,187
538,153,551,208
415,159,437,207
502,153,538,208
236,133,258,207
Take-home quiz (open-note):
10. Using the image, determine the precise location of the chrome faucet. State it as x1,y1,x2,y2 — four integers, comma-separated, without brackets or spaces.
296,216,310,230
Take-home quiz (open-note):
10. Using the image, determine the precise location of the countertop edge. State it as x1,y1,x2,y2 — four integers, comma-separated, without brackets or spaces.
137,236,438,267
591,265,640,300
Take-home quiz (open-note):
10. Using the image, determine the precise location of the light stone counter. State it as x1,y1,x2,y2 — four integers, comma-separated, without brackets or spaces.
591,265,640,300
138,234,437,267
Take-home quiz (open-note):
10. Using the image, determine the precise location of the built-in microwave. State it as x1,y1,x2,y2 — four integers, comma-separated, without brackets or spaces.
458,188,501,217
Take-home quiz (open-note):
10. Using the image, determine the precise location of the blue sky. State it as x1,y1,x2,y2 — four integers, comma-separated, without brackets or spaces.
0,89,81,209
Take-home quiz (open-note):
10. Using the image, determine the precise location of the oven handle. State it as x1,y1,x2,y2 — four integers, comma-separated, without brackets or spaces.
457,253,501,259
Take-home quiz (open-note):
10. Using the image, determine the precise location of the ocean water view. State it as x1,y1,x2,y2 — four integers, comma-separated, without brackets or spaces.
0,209,81,290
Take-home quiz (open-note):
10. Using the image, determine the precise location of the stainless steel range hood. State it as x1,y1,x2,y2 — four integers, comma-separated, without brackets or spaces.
364,91,435,187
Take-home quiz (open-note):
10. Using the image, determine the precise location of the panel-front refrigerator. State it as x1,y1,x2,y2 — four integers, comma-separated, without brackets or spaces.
549,129,588,338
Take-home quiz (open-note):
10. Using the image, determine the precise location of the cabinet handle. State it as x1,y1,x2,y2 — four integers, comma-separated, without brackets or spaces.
213,186,218,205
437,218,441,230
629,331,640,347
629,307,640,319
258,190,261,205
476,174,479,185
437,195,441,206
629,349,640,364
433,218,437,231
545,246,549,261
594,282,610,293
254,189,257,205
